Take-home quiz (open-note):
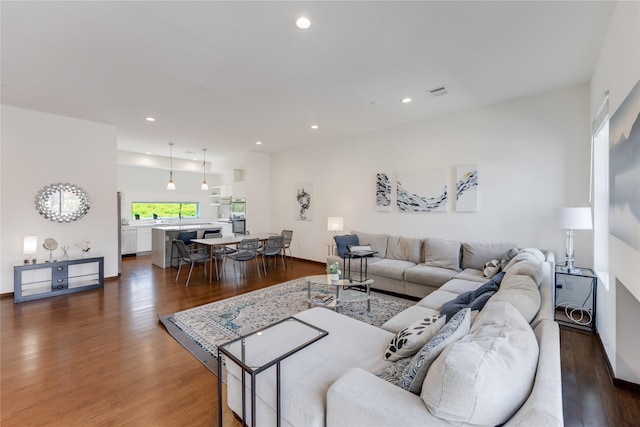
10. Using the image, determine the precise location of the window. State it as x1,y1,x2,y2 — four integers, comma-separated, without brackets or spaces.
131,202,199,219
593,112,609,289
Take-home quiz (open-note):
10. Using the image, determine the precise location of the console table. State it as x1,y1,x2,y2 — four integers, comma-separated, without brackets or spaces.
14,256,104,303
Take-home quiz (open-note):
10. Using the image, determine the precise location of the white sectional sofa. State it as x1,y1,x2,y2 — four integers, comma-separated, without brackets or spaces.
224,234,562,427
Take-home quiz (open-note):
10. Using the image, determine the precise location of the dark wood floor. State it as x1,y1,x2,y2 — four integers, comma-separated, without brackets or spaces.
2,255,638,426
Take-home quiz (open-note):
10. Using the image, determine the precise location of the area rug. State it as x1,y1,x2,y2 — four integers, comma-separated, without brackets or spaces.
158,278,415,374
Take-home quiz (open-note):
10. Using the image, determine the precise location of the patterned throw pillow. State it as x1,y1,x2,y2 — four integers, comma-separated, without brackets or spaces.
483,259,500,278
376,357,412,386
399,308,471,394
384,315,445,361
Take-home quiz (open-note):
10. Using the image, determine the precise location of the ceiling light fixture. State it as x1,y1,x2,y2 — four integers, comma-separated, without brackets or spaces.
167,142,176,190
201,148,209,190
295,16,311,30
256,141,262,145
401,97,412,103
145,117,156,122
427,86,448,97
311,124,319,129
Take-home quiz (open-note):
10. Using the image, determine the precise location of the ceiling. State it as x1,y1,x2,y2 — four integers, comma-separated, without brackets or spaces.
1,1,615,162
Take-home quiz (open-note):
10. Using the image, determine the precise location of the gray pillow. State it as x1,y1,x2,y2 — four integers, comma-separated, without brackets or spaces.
423,238,461,270
462,241,517,270
398,308,471,394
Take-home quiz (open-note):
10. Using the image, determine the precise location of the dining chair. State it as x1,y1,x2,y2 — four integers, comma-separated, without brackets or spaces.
281,230,293,264
171,230,198,267
258,235,286,276
226,238,261,280
203,230,236,280
173,239,208,286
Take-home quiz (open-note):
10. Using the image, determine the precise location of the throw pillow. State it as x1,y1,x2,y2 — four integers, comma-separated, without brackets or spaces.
398,308,471,394
384,314,446,361
333,234,359,258
499,247,519,269
483,259,500,278
376,357,411,386
421,301,539,426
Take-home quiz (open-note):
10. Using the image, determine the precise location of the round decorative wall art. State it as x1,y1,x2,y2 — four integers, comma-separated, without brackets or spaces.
35,183,90,223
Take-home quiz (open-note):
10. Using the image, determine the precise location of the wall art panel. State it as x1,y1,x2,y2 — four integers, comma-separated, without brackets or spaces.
396,168,448,212
295,181,313,221
376,172,392,211
455,164,479,212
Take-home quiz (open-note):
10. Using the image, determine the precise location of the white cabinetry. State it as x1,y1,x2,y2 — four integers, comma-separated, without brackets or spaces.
121,228,137,255
137,226,152,252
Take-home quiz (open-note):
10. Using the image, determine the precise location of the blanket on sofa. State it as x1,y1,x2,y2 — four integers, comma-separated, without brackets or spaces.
440,271,505,319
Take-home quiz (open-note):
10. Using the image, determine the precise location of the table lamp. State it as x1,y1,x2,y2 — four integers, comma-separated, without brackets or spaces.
559,207,592,273
327,217,343,235
23,236,38,264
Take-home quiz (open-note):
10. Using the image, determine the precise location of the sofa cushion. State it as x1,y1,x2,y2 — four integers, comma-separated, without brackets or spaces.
490,273,541,323
399,308,471,394
386,236,422,263
499,247,520,269
404,265,457,287
461,241,517,270
352,231,389,258
368,259,416,281
503,252,544,286
417,290,460,310
423,238,461,270
439,278,484,295
453,268,487,283
334,234,359,258
422,301,539,426
381,305,440,334
384,314,446,361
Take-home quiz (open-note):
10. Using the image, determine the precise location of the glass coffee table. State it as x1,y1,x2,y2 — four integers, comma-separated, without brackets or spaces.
217,317,327,427
305,274,374,312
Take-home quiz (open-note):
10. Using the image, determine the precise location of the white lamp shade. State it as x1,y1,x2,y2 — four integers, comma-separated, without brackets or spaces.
327,217,344,232
23,236,38,255
559,207,592,230
167,180,176,190
201,181,209,190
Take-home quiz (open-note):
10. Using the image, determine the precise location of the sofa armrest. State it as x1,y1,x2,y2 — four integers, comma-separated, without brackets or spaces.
505,320,563,427
326,368,453,427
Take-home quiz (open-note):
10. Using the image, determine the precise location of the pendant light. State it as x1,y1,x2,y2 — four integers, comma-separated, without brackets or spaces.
201,148,209,190
167,142,176,190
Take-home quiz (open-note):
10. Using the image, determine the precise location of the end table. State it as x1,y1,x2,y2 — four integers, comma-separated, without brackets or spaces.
554,265,597,332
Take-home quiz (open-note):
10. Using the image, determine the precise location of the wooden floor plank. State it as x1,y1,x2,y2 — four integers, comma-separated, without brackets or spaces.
2,255,639,426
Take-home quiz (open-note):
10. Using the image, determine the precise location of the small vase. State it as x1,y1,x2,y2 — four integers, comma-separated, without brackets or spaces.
330,273,339,282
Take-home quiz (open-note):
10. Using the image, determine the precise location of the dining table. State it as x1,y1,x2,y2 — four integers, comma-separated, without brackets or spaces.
191,233,275,283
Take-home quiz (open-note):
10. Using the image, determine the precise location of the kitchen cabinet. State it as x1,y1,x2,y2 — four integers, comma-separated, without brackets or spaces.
121,227,137,255
137,226,152,252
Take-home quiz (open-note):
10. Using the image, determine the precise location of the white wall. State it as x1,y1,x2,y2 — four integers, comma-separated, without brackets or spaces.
590,0,640,384
117,164,222,222
270,84,592,266
0,106,118,293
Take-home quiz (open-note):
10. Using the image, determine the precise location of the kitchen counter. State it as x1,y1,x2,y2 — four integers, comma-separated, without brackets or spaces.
151,224,226,268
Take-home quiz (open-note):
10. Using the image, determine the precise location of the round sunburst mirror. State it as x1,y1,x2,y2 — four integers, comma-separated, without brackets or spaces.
35,183,90,223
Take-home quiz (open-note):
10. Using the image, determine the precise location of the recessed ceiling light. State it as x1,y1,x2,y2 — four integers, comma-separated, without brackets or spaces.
310,124,319,129
256,141,262,145
145,117,156,122
295,16,311,30
145,151,152,155
401,97,412,103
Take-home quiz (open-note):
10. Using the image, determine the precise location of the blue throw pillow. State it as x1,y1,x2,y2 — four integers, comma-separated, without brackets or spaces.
334,234,359,258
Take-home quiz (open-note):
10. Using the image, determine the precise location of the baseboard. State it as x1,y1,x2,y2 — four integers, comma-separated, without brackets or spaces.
596,331,640,392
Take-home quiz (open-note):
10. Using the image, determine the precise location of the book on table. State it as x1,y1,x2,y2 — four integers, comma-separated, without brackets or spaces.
312,294,333,304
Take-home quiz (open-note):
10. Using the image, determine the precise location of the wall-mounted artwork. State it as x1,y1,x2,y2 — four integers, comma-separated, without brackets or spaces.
376,172,392,211
455,164,479,212
609,79,640,252
295,181,313,221
396,168,448,212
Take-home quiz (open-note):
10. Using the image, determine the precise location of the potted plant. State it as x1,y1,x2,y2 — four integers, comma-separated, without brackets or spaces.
328,261,341,281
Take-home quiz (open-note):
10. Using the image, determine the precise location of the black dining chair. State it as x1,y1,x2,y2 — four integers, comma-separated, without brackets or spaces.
173,239,209,286
226,238,261,280
258,235,286,276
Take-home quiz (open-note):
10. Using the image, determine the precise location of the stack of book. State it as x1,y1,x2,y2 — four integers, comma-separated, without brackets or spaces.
311,294,334,304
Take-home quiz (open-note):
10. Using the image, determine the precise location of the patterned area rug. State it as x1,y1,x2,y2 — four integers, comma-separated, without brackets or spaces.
159,278,415,374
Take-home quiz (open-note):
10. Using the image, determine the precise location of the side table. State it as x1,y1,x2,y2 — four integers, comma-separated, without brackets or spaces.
554,265,597,332
345,249,377,282
217,317,328,427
